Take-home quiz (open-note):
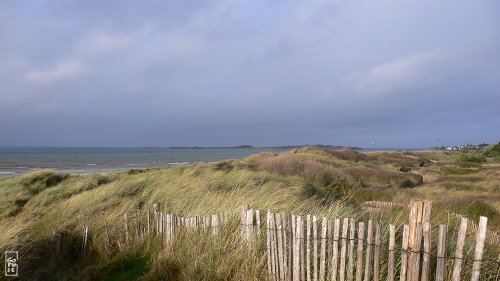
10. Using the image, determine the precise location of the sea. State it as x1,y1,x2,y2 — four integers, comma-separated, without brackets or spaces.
0,147,290,178
0,147,424,178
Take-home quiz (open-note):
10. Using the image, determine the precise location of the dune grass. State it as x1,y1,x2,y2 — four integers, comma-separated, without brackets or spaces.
0,147,498,280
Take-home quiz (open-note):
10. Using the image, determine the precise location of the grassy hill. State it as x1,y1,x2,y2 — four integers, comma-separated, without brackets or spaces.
0,147,498,280
484,142,500,158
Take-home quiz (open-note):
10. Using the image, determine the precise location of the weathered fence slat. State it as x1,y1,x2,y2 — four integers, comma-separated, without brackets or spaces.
471,216,487,281
387,225,395,281
272,212,279,281
82,226,89,258
256,210,261,236
313,216,318,281
247,209,254,243
288,214,293,281
282,212,289,281
363,220,373,281
355,222,365,281
339,218,349,281
399,225,409,281
293,216,301,281
276,213,285,281
300,217,306,281
408,222,422,281
347,218,355,281
435,224,447,281
373,223,380,281
124,213,129,243
307,215,312,281
319,217,327,281
331,218,340,281
267,211,273,279
241,205,249,241
420,222,431,281
451,217,468,281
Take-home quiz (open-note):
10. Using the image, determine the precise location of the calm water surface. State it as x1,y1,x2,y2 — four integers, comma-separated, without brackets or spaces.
0,147,289,177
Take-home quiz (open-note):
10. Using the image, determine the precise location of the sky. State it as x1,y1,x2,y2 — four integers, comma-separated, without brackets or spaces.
1,0,499,148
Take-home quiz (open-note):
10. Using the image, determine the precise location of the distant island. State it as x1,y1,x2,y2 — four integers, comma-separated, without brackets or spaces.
169,144,362,150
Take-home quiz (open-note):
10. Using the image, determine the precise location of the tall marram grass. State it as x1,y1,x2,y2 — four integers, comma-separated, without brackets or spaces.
0,147,499,280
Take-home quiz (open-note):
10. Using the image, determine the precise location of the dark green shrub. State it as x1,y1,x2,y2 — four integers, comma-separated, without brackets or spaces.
79,174,117,191
328,179,355,198
457,154,486,163
483,142,500,157
213,161,235,172
399,167,411,172
21,170,68,194
127,169,147,175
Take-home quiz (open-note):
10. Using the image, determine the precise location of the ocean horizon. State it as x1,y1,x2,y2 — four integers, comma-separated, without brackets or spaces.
0,146,424,178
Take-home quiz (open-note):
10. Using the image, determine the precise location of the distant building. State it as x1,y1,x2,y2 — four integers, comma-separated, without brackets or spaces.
445,143,480,151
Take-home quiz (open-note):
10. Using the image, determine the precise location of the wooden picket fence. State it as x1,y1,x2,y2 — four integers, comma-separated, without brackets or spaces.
360,200,499,245
81,202,228,252
241,200,496,281
79,200,498,280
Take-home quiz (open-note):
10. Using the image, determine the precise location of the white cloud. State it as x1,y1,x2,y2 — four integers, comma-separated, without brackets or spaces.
73,30,131,55
350,50,450,97
25,60,84,84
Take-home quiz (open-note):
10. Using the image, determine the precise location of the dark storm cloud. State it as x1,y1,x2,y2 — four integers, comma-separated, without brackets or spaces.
1,0,499,147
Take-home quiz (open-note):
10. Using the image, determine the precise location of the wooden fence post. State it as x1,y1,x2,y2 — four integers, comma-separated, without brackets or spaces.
267,211,273,279
407,223,422,281
274,212,279,281
399,225,409,281
292,214,296,268
331,219,340,281
363,220,373,281
421,222,431,281
293,216,302,281
307,215,312,281
451,217,468,281
276,213,285,281
347,218,355,281
435,225,447,281
387,225,395,281
272,212,279,281
373,223,380,281
313,216,318,281
340,218,349,281
300,217,306,281
256,210,261,237
241,205,249,241
82,226,89,258
471,216,487,281
406,200,432,281
273,213,280,280
319,217,327,281
154,202,160,234
146,210,151,235
355,222,365,281
247,209,254,243
282,212,289,281
326,219,332,280
288,214,294,281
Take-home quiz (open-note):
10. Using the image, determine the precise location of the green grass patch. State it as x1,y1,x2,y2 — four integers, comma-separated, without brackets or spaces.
457,154,486,163
21,169,68,194
483,142,500,158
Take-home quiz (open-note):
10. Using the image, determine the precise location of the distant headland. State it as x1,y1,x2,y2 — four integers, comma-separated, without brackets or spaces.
169,144,362,150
